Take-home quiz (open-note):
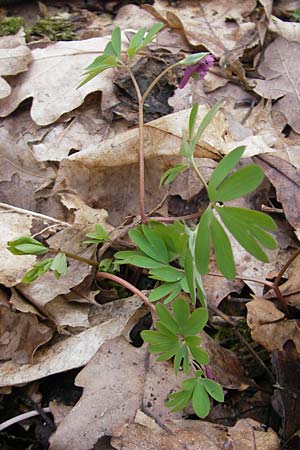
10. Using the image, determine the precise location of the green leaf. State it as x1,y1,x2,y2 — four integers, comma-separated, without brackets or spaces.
192,381,211,418
159,163,189,186
166,389,192,412
189,346,210,365
174,344,188,374
78,55,118,87
181,52,209,66
50,252,67,279
208,146,245,198
156,303,180,334
202,379,224,402
216,207,271,262
127,27,146,56
172,297,190,328
189,102,199,140
214,165,264,202
215,206,276,231
111,27,121,58
210,214,235,279
179,129,192,157
182,307,208,335
184,335,201,348
148,282,181,302
84,224,109,244
129,227,169,264
183,247,196,304
115,251,164,269
195,207,212,275
7,237,48,256
149,265,184,283
22,258,53,283
191,100,222,148
142,22,164,46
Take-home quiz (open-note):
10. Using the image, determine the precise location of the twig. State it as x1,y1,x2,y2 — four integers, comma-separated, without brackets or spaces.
96,271,155,313
274,248,300,288
207,271,288,313
0,202,71,227
0,407,51,432
208,304,275,384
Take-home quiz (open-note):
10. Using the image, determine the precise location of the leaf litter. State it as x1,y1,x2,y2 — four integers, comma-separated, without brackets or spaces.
0,0,300,448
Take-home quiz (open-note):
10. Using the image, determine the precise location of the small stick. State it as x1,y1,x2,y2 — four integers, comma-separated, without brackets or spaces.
0,202,70,227
0,407,51,432
274,248,300,288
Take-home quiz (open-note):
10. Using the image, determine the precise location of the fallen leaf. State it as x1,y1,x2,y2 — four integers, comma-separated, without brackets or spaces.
246,296,300,352
253,154,300,240
49,336,148,450
272,340,300,440
0,295,143,386
0,303,53,364
270,253,300,307
0,35,126,125
0,31,32,99
0,211,36,287
111,417,280,450
54,106,228,224
254,37,300,133
269,15,300,41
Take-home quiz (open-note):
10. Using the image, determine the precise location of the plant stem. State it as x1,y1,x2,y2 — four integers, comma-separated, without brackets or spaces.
191,155,209,192
274,248,300,288
96,271,155,313
48,248,99,268
127,66,147,223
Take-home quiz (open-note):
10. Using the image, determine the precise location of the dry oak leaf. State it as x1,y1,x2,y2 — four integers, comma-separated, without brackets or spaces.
0,303,53,365
0,31,32,100
143,0,257,57
0,296,143,387
246,296,300,353
254,37,300,133
0,35,125,126
111,418,280,450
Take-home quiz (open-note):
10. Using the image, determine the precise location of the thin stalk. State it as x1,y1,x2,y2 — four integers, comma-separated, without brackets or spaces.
96,271,155,313
0,408,51,432
191,155,209,192
48,248,99,268
274,248,300,288
127,66,146,223
208,271,288,313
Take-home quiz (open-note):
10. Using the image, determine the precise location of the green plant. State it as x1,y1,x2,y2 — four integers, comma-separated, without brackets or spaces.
7,24,279,418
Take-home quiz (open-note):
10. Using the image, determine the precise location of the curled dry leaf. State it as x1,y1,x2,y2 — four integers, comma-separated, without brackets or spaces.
111,417,280,450
0,31,32,99
254,37,300,133
0,35,126,126
246,296,300,352
269,15,300,41
0,295,143,387
0,303,53,365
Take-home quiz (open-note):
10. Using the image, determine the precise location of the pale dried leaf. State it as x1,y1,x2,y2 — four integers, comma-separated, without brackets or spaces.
0,296,143,386
254,37,300,133
0,35,126,125
269,15,300,41
0,32,32,99
0,212,35,287
246,296,300,352
49,336,148,450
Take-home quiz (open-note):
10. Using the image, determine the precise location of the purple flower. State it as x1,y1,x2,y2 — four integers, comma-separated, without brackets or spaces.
179,54,214,89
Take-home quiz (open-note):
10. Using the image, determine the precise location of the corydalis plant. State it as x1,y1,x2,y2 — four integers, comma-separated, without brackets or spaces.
7,24,278,419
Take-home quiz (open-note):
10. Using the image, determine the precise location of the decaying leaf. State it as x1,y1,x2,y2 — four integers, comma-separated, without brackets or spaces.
0,295,144,387
272,340,300,441
246,296,300,352
269,15,300,41
111,417,280,450
0,35,126,125
254,37,300,133
49,336,148,450
0,31,32,99
253,154,300,240
0,303,53,364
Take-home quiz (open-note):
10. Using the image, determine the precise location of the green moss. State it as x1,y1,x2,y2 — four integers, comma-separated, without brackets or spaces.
0,16,25,36
28,17,76,42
